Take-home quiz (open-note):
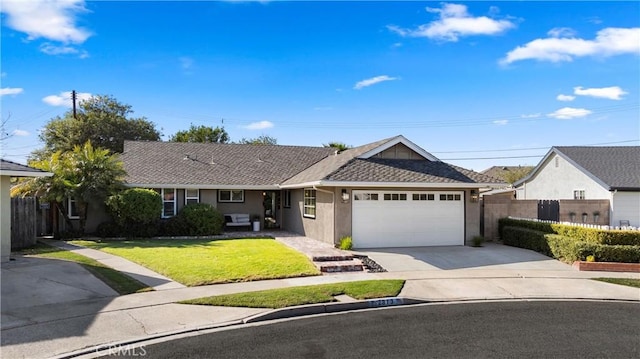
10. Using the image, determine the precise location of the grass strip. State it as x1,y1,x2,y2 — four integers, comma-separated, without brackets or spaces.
179,280,405,308
593,277,640,288
72,238,320,286
22,243,153,295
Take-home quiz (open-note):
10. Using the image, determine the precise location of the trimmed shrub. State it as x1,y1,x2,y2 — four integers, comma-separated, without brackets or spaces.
498,218,640,246
471,235,485,247
173,203,225,236
95,221,123,238
501,226,640,263
338,236,353,250
106,188,162,237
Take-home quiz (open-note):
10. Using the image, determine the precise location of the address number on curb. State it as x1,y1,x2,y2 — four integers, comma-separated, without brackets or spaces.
367,298,403,308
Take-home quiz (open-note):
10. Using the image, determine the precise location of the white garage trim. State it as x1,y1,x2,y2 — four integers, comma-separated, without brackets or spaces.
352,190,465,248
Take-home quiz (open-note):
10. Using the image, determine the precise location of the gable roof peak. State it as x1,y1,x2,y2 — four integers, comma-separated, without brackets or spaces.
356,135,440,161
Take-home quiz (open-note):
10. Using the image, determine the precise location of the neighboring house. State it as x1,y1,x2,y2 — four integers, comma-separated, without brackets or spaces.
514,146,640,227
0,159,52,263
120,135,503,248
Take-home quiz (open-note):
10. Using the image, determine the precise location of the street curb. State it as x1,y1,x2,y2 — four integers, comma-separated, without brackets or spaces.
243,297,426,323
51,297,426,359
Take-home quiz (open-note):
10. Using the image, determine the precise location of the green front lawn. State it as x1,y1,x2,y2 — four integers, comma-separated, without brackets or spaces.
180,280,406,308
72,238,320,286
593,278,640,288
22,243,152,295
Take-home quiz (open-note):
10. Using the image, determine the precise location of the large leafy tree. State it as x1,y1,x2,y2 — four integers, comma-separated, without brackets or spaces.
13,141,125,234
169,124,230,143
38,95,161,156
236,135,278,145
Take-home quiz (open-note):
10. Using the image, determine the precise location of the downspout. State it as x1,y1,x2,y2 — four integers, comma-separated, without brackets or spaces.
313,186,336,245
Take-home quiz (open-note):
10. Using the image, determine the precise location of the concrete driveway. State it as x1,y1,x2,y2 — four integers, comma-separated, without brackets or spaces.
356,242,573,272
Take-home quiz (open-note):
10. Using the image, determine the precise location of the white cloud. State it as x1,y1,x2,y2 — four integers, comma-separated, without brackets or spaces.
547,27,577,38
493,120,509,125
520,113,541,119
574,86,627,100
1,0,91,43
243,120,274,130
42,91,92,107
39,43,88,58
12,129,29,137
501,27,640,65
388,3,515,42
556,94,576,102
0,87,24,96
354,75,398,90
547,107,592,120
179,57,194,70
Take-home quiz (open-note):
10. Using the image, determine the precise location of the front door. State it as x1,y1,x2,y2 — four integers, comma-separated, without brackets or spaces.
263,191,280,228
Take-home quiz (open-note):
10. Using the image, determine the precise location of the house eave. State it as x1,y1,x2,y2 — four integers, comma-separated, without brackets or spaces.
310,180,503,189
124,183,280,190
0,170,53,178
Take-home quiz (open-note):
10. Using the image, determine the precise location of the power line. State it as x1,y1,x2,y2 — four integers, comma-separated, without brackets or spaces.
441,155,545,161
432,139,640,154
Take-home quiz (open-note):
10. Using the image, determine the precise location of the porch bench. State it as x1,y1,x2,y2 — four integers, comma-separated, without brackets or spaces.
224,213,251,229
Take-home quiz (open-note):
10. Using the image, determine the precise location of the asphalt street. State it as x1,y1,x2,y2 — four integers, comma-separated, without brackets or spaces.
105,300,640,359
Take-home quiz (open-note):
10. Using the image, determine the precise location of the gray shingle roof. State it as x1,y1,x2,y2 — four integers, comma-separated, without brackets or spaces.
282,136,398,185
121,141,335,187
0,159,49,175
326,158,502,184
554,146,640,190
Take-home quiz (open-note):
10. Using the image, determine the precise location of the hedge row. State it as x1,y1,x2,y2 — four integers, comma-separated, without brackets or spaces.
96,203,225,238
501,226,640,263
498,218,640,246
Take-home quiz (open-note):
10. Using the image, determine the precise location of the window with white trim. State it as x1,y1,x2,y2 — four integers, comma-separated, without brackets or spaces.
162,188,176,217
185,189,200,205
68,197,79,219
573,190,585,200
412,193,434,201
219,190,244,203
384,193,407,201
354,193,379,201
304,189,316,218
439,194,461,201
283,190,291,208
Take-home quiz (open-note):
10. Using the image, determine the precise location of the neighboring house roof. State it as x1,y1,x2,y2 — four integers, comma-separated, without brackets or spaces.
515,146,640,191
0,159,52,177
122,136,504,189
481,166,534,180
121,141,335,189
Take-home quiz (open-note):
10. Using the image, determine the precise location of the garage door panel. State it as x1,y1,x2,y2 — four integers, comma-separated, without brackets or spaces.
352,190,464,248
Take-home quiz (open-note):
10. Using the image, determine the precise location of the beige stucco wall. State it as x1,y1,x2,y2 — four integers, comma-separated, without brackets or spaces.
1,176,11,263
517,153,611,200
279,188,335,245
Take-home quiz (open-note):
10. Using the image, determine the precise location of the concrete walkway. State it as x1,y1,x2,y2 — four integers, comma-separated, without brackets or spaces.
2,237,639,359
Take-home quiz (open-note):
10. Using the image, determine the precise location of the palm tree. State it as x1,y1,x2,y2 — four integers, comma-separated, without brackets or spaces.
12,141,125,234
323,142,351,153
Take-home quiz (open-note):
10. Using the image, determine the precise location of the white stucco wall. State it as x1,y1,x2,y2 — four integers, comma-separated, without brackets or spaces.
517,153,611,200
1,176,11,263
612,192,640,228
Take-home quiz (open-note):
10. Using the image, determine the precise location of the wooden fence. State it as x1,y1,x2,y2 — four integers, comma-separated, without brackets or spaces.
11,197,38,249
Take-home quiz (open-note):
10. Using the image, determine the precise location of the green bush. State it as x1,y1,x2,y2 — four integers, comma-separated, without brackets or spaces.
498,218,640,246
173,203,225,236
107,188,162,225
338,236,353,250
501,226,640,263
95,221,123,238
471,235,485,247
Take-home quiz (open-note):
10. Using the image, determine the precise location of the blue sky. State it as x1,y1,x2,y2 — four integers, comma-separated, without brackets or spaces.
1,1,639,171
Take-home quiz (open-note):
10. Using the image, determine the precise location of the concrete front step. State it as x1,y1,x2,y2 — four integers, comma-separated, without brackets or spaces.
312,254,354,262
317,259,364,273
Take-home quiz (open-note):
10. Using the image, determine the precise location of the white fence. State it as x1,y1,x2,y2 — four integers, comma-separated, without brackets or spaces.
508,217,639,232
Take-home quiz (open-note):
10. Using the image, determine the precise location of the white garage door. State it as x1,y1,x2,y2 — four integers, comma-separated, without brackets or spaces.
352,190,464,248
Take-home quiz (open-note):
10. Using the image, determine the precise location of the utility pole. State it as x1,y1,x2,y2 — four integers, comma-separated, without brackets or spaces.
72,90,77,119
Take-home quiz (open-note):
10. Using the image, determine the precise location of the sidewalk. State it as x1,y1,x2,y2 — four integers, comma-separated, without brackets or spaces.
2,239,639,359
